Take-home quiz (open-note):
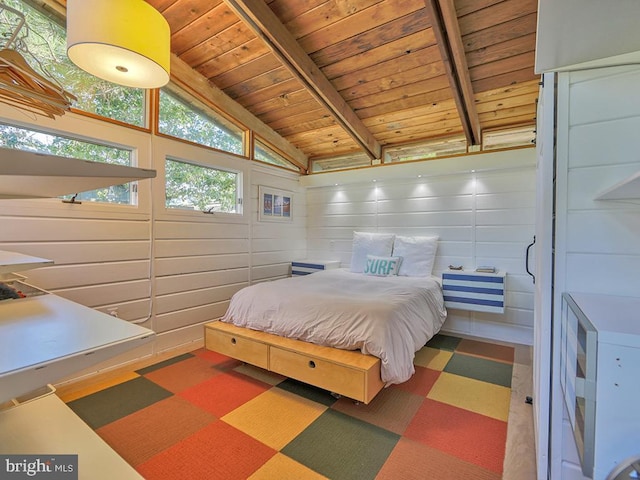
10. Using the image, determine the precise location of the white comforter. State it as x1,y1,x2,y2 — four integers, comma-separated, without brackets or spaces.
220,269,447,385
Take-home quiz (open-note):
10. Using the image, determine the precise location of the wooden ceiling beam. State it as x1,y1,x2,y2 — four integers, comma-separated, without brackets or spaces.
424,0,481,145
223,0,382,160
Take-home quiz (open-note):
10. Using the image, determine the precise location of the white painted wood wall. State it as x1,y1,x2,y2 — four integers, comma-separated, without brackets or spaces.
0,107,305,380
551,65,640,480
302,148,537,345
0,104,535,384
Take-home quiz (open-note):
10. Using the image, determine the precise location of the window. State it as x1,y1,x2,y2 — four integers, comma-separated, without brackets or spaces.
0,0,145,126
254,138,299,172
158,90,244,155
165,158,241,214
384,136,467,163
0,123,136,204
310,152,371,172
482,126,536,151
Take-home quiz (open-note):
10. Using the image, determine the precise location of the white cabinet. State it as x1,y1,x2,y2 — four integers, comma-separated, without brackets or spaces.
561,293,640,479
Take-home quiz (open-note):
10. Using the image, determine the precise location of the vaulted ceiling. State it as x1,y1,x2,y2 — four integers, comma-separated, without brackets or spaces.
53,0,540,171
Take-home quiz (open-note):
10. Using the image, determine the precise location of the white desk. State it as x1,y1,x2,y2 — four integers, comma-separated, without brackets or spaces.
0,393,143,479
0,294,153,403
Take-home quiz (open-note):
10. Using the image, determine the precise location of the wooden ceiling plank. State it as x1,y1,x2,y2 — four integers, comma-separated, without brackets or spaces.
474,78,540,101
424,0,481,145
283,0,384,39
234,77,305,108
212,54,283,90
356,88,454,119
197,37,272,79
476,91,539,114
455,0,504,17
224,0,382,160
163,1,223,42
364,103,459,128
458,0,537,35
348,76,452,110
297,0,424,55
340,66,449,102
472,67,538,93
180,21,255,68
269,107,333,130
466,33,536,69
469,51,536,82
321,31,437,81
462,13,537,52
309,8,431,69
170,54,308,168
276,116,341,138
331,46,443,92
224,66,293,100
249,90,319,117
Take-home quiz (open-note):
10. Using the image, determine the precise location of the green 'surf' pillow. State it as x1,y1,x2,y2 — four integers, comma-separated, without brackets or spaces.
363,255,402,276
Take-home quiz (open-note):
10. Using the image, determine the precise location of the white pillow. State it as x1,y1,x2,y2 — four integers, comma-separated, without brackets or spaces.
349,231,395,273
363,255,402,277
393,235,438,276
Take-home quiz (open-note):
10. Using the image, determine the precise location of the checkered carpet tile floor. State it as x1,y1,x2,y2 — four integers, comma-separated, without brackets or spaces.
63,334,514,480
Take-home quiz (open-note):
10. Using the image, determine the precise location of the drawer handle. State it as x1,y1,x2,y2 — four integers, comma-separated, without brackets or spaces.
231,337,237,345
308,360,316,368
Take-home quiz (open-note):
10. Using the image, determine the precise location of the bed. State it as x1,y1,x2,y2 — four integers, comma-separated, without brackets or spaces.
207,271,446,402
205,232,446,403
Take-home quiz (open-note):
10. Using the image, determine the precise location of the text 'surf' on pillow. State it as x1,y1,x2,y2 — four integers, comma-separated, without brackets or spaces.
363,255,402,276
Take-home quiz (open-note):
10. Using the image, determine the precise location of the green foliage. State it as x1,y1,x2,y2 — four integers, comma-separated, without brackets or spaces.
0,2,242,210
1,0,145,126
165,159,237,213
158,91,243,155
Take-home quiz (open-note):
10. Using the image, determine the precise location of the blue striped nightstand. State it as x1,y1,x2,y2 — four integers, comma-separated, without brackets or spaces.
441,270,506,314
291,260,340,276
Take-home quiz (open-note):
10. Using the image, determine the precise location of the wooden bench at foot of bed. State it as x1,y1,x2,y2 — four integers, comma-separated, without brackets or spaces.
205,321,384,404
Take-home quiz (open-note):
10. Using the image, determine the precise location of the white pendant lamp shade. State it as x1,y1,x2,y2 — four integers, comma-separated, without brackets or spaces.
66,0,170,89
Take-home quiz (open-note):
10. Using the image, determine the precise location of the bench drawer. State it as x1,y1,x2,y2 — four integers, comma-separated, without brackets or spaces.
270,346,365,401
205,328,268,369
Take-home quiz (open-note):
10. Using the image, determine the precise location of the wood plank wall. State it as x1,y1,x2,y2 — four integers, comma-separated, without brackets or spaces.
304,150,536,345
553,65,640,480
0,108,305,379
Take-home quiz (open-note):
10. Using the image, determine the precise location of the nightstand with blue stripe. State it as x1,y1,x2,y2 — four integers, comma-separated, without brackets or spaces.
441,270,506,314
291,260,340,276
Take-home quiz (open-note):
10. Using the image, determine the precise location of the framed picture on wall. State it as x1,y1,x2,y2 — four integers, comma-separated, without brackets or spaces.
259,185,292,222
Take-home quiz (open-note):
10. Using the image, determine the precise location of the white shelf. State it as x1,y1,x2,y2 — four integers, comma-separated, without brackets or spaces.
595,170,640,201
0,249,53,275
0,147,156,199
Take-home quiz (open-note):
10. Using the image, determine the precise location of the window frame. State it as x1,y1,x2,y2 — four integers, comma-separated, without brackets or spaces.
154,85,248,159
164,156,243,215
253,136,302,173
152,135,248,224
